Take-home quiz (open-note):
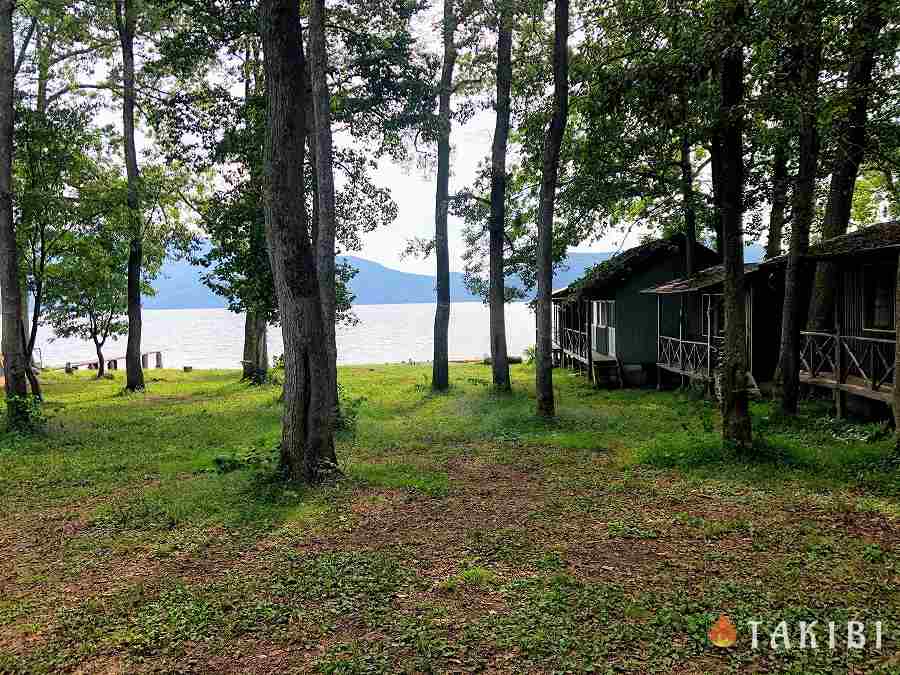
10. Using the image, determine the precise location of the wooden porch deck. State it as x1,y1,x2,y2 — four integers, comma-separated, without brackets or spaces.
800,373,893,404
800,331,895,405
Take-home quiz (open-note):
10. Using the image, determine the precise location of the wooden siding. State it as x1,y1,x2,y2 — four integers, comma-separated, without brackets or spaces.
612,255,694,365
838,254,897,339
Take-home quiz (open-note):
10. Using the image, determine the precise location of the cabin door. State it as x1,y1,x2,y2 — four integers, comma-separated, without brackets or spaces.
593,300,616,356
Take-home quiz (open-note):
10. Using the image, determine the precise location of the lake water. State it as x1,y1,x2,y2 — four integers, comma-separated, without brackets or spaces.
32,302,537,370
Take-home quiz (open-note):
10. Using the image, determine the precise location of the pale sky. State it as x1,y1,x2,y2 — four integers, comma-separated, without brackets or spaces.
353,109,646,276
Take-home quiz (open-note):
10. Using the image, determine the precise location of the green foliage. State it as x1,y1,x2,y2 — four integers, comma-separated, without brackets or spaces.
4,394,47,435
523,344,536,364
335,383,366,436
212,440,278,476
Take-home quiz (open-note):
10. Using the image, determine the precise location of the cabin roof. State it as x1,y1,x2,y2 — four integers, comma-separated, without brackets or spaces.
805,220,900,259
558,234,718,303
641,263,760,295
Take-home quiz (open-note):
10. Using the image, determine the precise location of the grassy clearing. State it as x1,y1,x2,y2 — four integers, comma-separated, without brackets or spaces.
1,364,899,673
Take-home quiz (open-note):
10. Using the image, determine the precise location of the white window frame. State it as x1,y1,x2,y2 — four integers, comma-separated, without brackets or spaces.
593,300,615,328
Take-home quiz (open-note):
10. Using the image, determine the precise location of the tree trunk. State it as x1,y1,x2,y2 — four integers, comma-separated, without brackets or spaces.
259,0,336,484
776,3,821,415
114,0,144,392
432,0,457,393
535,0,569,418
0,0,29,427
488,0,513,392
709,132,725,258
765,135,788,259
94,341,106,379
809,0,884,330
680,130,696,276
242,311,268,383
718,2,752,449
309,0,339,420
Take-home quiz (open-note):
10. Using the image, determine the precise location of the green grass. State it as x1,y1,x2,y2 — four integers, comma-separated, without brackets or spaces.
0,364,899,673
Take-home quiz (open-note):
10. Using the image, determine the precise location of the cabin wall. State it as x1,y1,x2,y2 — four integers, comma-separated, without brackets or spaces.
613,255,692,366
837,253,897,339
750,268,784,382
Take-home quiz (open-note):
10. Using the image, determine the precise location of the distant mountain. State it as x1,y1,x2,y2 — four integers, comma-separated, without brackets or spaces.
143,243,763,309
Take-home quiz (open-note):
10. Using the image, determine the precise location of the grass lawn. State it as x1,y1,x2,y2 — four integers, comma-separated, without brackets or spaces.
1,363,899,673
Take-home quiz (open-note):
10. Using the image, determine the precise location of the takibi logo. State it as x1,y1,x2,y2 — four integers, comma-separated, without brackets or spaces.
707,615,885,651
708,614,737,648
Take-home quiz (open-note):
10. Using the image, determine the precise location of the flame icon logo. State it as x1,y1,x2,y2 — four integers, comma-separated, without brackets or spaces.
708,614,737,648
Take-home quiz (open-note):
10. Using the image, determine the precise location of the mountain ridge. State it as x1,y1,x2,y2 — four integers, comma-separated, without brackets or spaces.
144,245,764,310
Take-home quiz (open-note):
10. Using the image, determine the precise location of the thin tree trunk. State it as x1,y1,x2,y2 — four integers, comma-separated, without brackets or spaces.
488,0,512,392
776,2,821,415
242,310,268,382
114,0,144,392
765,135,788,259
0,0,29,427
94,340,106,379
259,0,336,484
432,0,457,392
718,2,751,449
680,130,696,276
309,0,339,424
535,0,569,418
709,132,725,258
809,0,884,330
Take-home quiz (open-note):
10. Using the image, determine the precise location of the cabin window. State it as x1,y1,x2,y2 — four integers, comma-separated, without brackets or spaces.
594,300,615,328
701,294,724,337
863,265,895,332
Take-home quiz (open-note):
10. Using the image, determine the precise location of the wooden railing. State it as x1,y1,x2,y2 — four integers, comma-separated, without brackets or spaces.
800,331,895,392
561,328,588,360
658,335,720,378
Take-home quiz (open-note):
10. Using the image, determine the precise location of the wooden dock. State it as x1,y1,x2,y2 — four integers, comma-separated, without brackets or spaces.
63,351,164,373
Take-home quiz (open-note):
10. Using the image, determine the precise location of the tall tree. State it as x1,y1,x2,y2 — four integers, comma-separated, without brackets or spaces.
259,0,336,483
765,134,788,259
718,0,752,449
309,0,338,420
113,0,144,391
0,0,30,427
535,0,569,418
809,0,886,330
776,0,822,415
42,230,134,380
432,0,457,392
488,0,513,392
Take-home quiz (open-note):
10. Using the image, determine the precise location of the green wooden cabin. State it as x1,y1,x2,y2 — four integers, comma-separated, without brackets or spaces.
643,263,785,389
794,221,898,414
551,234,719,386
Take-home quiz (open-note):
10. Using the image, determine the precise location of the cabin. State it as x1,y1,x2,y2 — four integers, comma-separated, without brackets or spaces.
797,221,898,414
642,263,785,390
551,234,720,386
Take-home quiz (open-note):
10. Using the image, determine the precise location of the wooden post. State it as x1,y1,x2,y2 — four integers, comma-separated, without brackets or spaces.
155,352,163,369
141,353,149,369
65,362,72,375
834,293,846,418
586,300,594,384
893,250,899,448
657,296,662,391
706,300,712,379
